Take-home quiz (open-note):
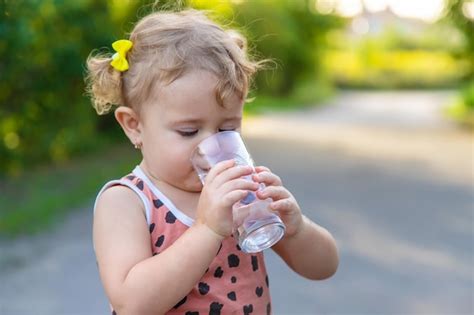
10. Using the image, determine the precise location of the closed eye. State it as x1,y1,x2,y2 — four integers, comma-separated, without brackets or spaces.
218,128,236,132
177,130,198,137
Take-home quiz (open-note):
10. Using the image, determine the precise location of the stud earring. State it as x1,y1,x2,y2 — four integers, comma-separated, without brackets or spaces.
134,142,142,149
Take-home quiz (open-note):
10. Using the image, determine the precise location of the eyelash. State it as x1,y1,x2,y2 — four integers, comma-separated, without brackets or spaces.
178,128,236,137
178,130,198,137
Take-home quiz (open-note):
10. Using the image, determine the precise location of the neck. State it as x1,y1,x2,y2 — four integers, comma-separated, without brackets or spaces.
138,161,200,217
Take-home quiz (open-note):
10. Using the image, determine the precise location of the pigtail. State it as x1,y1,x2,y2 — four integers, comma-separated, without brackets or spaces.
226,29,247,52
85,52,124,115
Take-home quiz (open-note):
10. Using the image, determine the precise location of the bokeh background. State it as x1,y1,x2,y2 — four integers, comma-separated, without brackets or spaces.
0,0,472,314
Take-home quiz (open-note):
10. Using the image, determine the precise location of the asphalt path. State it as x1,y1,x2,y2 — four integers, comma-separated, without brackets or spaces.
1,90,472,315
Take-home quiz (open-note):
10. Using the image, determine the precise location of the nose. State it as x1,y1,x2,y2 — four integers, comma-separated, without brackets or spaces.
191,149,212,172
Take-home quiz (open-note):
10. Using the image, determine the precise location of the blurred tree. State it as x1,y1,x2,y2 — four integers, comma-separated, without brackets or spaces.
0,0,119,175
444,0,474,77
231,0,343,96
443,0,474,125
0,0,175,175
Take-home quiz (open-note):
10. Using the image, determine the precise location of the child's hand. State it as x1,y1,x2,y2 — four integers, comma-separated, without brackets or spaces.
253,166,303,237
196,159,259,239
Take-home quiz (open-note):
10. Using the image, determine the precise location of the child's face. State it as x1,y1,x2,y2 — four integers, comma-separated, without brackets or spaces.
140,70,244,192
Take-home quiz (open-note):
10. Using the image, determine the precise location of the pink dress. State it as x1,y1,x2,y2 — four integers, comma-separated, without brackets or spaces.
95,166,272,315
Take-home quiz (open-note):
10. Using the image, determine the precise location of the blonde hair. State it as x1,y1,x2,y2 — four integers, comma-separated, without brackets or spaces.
85,9,263,115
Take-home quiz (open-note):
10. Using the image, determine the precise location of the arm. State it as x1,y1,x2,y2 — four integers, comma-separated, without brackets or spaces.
253,167,339,280
93,186,222,315
271,215,339,280
93,160,257,314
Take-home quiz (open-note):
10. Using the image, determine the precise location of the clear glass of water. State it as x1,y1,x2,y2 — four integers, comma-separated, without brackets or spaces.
191,131,285,253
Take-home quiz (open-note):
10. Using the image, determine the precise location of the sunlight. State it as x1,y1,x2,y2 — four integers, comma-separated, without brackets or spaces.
463,0,474,19
317,0,448,22
336,0,363,17
315,0,337,14
351,16,370,35
388,0,445,22
362,0,387,12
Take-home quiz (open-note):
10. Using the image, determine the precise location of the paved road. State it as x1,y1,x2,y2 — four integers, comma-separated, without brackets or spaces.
1,91,472,314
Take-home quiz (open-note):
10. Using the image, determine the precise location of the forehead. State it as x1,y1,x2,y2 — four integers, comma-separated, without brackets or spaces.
151,70,243,121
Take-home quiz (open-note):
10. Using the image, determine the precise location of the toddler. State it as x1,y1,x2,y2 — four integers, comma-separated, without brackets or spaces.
86,8,338,315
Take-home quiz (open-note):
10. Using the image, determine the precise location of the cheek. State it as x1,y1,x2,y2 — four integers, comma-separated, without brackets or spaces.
162,144,194,172
161,146,202,190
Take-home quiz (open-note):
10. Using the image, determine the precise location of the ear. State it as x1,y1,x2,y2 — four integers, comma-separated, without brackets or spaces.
114,106,142,147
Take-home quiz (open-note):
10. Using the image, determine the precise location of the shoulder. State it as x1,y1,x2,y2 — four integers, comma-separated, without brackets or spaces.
97,184,144,209
94,184,147,223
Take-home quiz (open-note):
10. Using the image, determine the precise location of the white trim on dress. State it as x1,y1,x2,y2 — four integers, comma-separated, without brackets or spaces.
93,179,152,225
132,166,195,227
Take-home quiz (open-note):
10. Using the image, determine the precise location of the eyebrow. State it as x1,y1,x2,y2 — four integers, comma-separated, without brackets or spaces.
170,118,203,125
171,116,242,125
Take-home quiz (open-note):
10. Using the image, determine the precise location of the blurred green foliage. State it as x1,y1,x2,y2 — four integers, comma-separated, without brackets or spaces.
0,0,342,176
443,0,474,125
323,14,470,89
1,0,117,176
220,0,343,96
444,0,474,77
324,46,467,89
445,80,474,127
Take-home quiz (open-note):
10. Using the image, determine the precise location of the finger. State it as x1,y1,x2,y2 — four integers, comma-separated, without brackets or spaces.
254,166,271,173
269,198,294,212
257,185,290,201
212,165,254,187
205,159,236,184
220,178,259,195
222,190,251,207
252,171,282,186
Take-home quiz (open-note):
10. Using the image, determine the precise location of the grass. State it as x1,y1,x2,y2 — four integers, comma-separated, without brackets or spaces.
323,49,468,89
0,142,140,238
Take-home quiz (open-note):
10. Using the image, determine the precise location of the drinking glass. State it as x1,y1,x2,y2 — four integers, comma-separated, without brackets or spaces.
191,131,285,253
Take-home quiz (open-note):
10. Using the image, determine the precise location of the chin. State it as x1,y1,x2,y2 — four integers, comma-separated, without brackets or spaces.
192,183,204,192
181,179,203,193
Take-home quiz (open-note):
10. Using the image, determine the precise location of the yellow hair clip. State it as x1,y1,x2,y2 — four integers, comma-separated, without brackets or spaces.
110,39,133,72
